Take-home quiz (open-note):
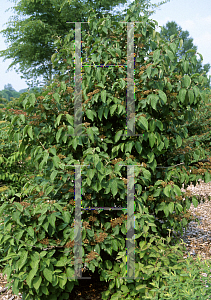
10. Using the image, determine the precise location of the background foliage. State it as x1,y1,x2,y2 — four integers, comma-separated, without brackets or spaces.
0,0,169,88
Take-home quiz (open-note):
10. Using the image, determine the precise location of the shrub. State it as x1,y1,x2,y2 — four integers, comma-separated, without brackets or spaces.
0,2,211,299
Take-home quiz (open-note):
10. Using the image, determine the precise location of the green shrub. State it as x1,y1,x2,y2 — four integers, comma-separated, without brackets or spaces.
0,2,211,299
149,255,211,299
0,87,49,206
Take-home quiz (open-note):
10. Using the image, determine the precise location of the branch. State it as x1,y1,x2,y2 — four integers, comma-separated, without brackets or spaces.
39,140,46,151
156,159,211,169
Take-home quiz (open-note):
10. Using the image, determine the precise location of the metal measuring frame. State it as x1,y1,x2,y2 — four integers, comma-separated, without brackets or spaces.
65,20,144,280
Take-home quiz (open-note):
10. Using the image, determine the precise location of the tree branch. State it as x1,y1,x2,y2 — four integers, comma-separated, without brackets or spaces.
156,159,211,169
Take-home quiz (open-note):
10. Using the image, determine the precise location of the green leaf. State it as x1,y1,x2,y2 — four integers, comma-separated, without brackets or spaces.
55,114,64,127
11,210,22,225
179,39,183,48
12,279,19,296
108,48,116,57
59,273,67,289
14,132,21,143
26,261,39,286
188,90,194,104
87,168,96,181
53,93,60,104
49,148,57,156
86,109,94,121
0,252,18,263
101,90,106,103
29,93,36,106
40,151,49,169
169,42,176,54
166,49,174,61
116,48,121,58
33,275,42,290
14,202,23,212
147,152,154,164
27,227,34,238
42,219,49,232
193,86,200,98
183,75,191,88
45,186,54,196
153,49,160,62
56,127,63,143
62,210,70,226
117,104,124,114
173,185,181,197
18,250,28,271
111,239,118,251
119,78,126,89
102,26,108,34
135,141,142,154
86,177,91,186
125,141,134,153
136,284,147,291
55,256,67,267
176,203,183,212
52,156,60,168
51,53,57,64
193,149,200,161
149,94,159,110
176,135,182,147
138,116,148,131
19,114,25,123
11,115,19,125
53,203,63,213
110,179,118,197
121,285,129,293
168,202,174,214
158,90,167,104
197,52,203,61
163,185,171,197
149,132,155,148
104,106,109,119
61,82,66,91
93,154,99,168
179,88,187,103
49,213,56,228
166,82,172,92
112,82,119,91
96,68,101,82
105,260,113,270
115,130,123,143
192,196,198,208
183,61,189,73
95,82,104,89
66,267,75,281
164,205,169,217
146,64,152,78
50,170,58,182
66,114,73,125
205,171,210,183
98,106,104,121
43,268,53,283
110,104,117,116
72,137,78,150
23,125,29,136
41,285,49,295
